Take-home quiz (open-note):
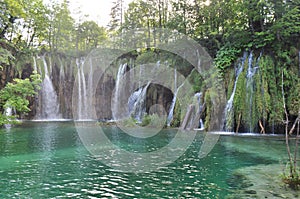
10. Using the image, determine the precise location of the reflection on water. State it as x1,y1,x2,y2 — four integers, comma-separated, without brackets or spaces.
0,122,291,198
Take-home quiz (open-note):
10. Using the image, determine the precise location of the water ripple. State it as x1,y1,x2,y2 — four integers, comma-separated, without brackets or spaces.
0,123,283,198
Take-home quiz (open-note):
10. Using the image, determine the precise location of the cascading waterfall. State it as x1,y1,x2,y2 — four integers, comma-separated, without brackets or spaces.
114,63,152,122
130,82,151,122
76,58,89,120
223,51,265,132
113,63,128,120
80,59,87,118
115,64,128,106
113,63,154,122
167,90,179,126
128,88,143,114
167,67,177,126
76,59,82,119
199,119,204,130
167,66,184,126
36,56,61,119
4,107,12,117
246,51,261,132
3,106,14,128
195,92,205,130
224,52,247,131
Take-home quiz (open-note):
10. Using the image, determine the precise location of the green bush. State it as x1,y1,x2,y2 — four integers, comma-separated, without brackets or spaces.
0,72,41,126
141,114,166,128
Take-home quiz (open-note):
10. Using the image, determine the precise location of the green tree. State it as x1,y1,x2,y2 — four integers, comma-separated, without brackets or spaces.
0,0,51,78
0,0,25,39
122,0,153,47
46,0,75,52
108,0,124,33
0,71,41,126
168,0,193,35
76,21,107,52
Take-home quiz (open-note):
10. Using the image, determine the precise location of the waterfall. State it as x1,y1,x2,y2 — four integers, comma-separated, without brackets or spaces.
199,119,204,130
114,63,128,105
75,57,100,120
113,63,152,122
36,56,61,119
128,88,143,114
166,91,178,126
76,58,89,120
167,67,177,126
3,106,14,128
246,51,261,132
76,59,83,119
194,92,205,130
167,67,185,126
130,82,151,122
4,107,12,117
113,63,128,120
224,52,247,132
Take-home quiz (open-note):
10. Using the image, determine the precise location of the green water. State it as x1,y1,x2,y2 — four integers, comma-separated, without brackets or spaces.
0,122,288,198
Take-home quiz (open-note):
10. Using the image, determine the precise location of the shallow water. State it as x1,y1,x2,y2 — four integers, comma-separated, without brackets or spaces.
0,122,292,198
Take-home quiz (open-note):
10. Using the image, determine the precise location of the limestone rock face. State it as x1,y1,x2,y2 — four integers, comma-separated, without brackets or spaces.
146,84,173,117
1,55,177,122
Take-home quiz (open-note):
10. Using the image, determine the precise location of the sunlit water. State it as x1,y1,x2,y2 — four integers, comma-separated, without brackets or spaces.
0,122,290,198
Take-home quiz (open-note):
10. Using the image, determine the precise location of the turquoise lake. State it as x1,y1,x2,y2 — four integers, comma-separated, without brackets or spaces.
0,122,293,198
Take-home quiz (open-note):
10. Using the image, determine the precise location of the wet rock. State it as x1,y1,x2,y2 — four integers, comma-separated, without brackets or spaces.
244,190,256,194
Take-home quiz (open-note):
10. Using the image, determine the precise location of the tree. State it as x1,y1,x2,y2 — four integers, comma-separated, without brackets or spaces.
281,69,300,189
0,0,51,76
108,0,124,33
46,0,75,52
0,71,41,126
76,21,107,52
168,0,192,35
0,0,25,40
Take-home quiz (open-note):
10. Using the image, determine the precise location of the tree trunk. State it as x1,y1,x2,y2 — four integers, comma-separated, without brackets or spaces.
282,70,293,177
259,120,265,134
289,111,300,135
293,120,299,175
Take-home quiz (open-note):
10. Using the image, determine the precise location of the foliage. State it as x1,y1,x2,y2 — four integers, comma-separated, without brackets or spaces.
283,176,300,190
76,21,107,52
0,45,14,69
233,66,246,130
135,50,158,65
0,71,41,126
108,0,124,33
141,114,165,128
187,69,203,93
1,0,108,56
170,99,181,128
288,81,300,116
215,46,241,76
204,90,212,130
120,117,137,128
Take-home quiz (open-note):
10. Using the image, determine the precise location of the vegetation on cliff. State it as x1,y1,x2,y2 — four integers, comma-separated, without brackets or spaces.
0,0,299,132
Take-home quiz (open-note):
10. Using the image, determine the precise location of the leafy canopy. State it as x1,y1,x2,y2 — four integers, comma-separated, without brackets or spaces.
0,71,41,126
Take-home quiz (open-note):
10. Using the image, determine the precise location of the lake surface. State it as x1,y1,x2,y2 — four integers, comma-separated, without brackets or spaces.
0,122,291,198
